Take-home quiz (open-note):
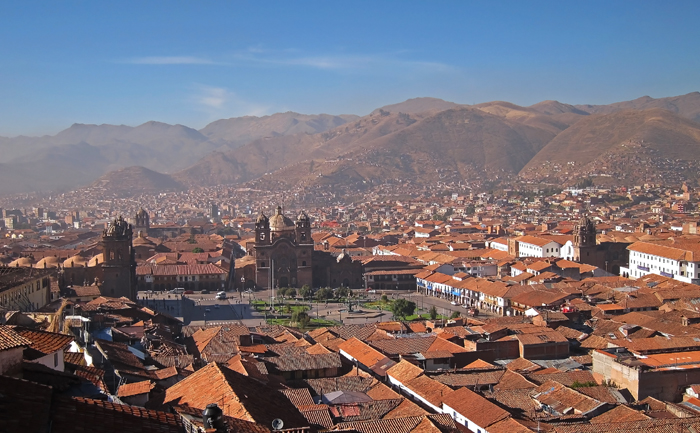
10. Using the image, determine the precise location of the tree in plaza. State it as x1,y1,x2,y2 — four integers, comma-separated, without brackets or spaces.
299,285,312,300
291,310,310,328
285,287,297,298
315,287,333,301
335,286,350,299
429,305,438,320
390,298,416,320
381,294,389,303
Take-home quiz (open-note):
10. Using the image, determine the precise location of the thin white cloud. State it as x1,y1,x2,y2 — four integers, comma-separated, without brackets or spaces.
126,56,215,65
119,51,456,74
197,86,227,109
192,84,271,118
232,52,457,74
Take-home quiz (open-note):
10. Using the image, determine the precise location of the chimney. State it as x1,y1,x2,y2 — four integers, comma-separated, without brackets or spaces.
202,403,226,432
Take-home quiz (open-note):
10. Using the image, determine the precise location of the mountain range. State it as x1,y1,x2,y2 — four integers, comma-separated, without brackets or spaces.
2,92,700,196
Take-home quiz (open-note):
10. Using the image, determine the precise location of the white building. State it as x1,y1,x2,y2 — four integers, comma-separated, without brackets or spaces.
516,235,562,258
621,241,700,284
487,238,509,252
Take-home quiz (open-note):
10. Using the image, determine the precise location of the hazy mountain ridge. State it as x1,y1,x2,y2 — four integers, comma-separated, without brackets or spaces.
520,108,700,185
0,112,360,195
3,92,700,196
90,166,184,197
199,112,360,148
371,97,464,115
575,92,700,123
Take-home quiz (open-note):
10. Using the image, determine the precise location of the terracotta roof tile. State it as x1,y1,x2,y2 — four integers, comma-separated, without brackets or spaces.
0,324,32,350
16,328,73,355
339,337,396,376
387,359,424,384
50,396,184,432
118,380,155,397
164,362,308,428
442,387,510,428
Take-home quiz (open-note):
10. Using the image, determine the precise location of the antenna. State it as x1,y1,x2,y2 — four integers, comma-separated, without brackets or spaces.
271,418,284,430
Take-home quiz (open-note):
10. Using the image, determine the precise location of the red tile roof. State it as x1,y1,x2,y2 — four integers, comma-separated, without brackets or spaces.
164,362,308,428
118,380,155,397
0,324,32,350
16,328,73,355
442,387,510,428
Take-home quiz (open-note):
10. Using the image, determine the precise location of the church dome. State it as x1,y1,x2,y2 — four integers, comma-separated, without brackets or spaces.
64,254,89,268
133,231,155,246
9,257,34,267
269,206,295,232
88,253,104,267
35,256,60,269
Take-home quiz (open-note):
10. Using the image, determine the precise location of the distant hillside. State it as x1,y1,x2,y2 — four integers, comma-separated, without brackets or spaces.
199,112,359,148
240,106,562,192
371,97,463,115
0,112,358,195
520,108,700,185
90,166,184,196
474,101,584,135
575,92,700,123
173,151,250,186
175,111,424,187
0,142,110,195
3,91,700,197
529,100,590,116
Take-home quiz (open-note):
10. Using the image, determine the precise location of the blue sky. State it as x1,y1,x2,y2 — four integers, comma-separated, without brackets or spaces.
1,1,699,136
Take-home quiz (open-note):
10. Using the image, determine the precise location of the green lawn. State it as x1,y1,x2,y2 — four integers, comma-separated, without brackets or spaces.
363,300,394,310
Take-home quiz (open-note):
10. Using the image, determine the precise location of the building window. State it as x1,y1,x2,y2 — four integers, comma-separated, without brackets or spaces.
54,352,59,367
261,262,266,267
302,261,307,266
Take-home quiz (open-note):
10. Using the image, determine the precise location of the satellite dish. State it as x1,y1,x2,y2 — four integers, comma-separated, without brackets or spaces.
272,418,284,430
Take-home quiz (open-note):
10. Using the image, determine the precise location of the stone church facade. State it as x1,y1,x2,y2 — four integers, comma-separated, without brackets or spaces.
253,206,362,290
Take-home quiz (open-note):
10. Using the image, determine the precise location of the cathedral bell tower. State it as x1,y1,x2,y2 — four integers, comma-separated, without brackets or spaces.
255,211,270,245
573,215,596,262
295,211,311,244
133,208,150,235
101,216,136,299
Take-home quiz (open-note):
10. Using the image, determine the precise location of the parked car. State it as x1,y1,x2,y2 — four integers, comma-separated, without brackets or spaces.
205,308,211,313
467,308,479,316
183,290,194,294
200,290,210,294
450,301,458,306
214,304,220,309
216,291,227,300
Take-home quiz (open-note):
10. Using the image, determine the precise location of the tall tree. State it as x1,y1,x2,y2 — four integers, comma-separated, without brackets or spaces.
390,299,416,320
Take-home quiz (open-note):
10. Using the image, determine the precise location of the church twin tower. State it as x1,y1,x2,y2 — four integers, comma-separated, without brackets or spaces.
254,206,313,289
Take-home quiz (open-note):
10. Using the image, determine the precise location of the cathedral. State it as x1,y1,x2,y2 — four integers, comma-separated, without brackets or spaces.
253,206,362,290
254,206,313,289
